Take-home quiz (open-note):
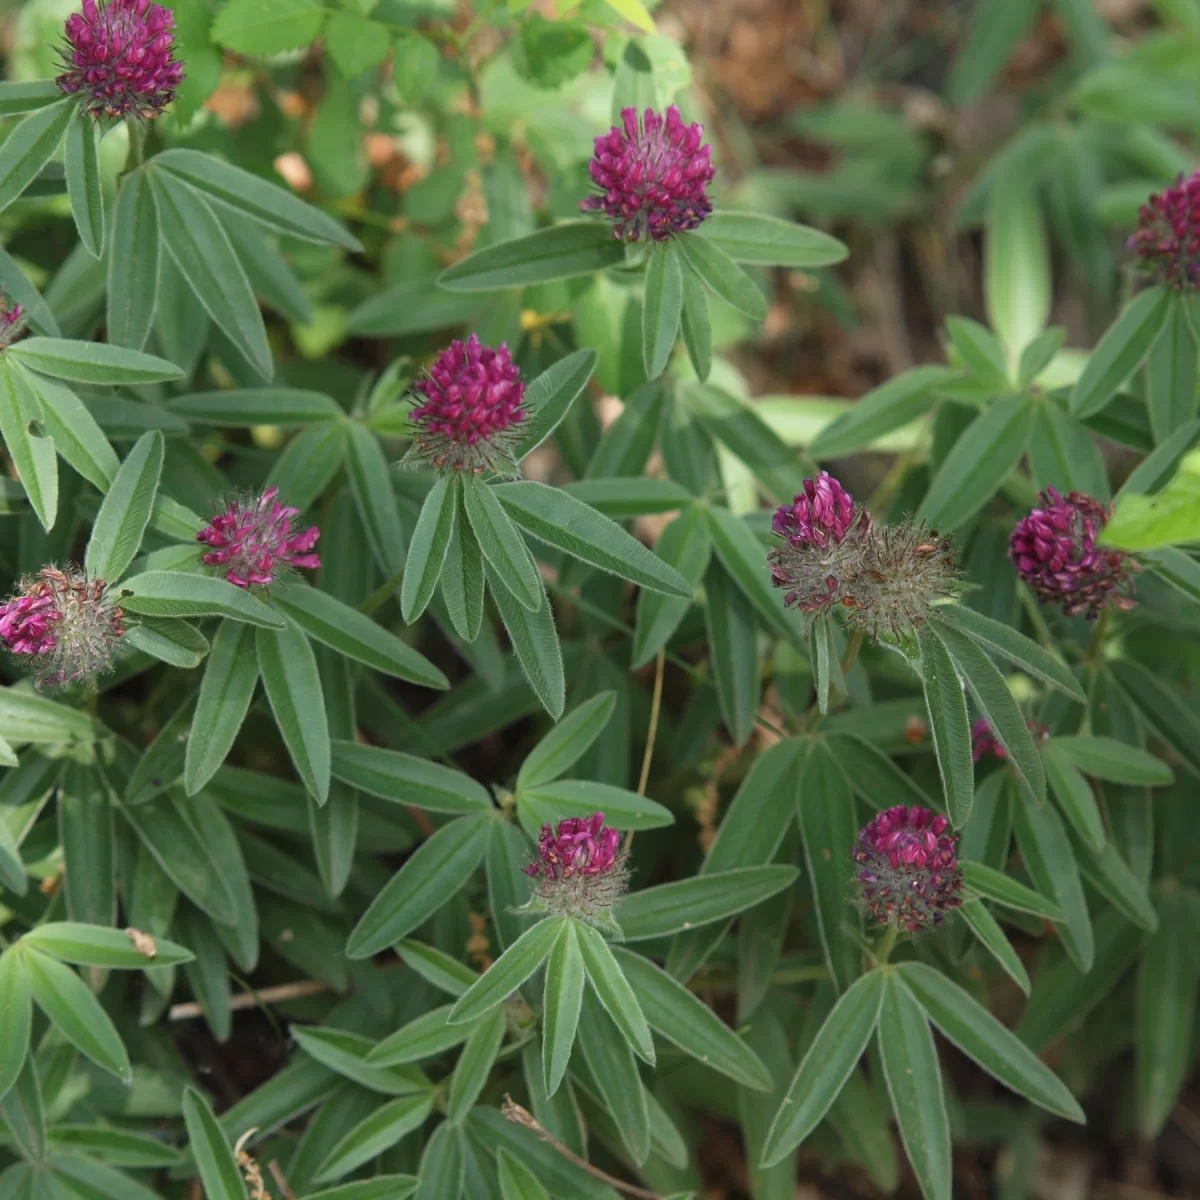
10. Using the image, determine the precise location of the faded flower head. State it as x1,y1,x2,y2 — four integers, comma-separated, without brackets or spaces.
0,565,125,688
523,812,628,928
854,805,963,934
1009,487,1137,620
57,0,185,120
769,473,959,635
1126,171,1200,290
971,717,1049,763
408,335,527,474
580,106,715,243
196,487,320,589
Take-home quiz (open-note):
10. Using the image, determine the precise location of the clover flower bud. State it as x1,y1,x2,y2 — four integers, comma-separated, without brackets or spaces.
56,0,185,120
196,487,320,590
1126,171,1200,290
971,718,1050,763
0,565,124,688
580,106,715,243
854,805,963,934
523,812,629,927
1009,487,1137,620
407,334,527,475
0,294,25,351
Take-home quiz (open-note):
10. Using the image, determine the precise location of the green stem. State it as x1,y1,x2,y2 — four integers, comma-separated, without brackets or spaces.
1088,604,1112,664
359,567,405,616
873,921,900,966
841,628,865,677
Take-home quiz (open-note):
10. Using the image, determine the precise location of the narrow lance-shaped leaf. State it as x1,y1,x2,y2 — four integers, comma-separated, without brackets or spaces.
541,919,585,1096
183,1087,247,1200
447,916,565,1025
64,111,104,258
642,239,683,378
84,431,164,584
401,474,457,624
574,921,655,1065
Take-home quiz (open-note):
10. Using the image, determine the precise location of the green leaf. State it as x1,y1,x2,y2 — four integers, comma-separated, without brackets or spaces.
946,316,1009,384
118,571,284,627
291,1026,429,1097
574,921,654,1064
947,0,1040,104
0,100,73,216
497,1148,551,1200
1136,887,1200,1138
1111,658,1200,778
448,916,564,1025
631,507,709,668
153,150,360,250
25,950,129,1082
642,240,683,378
518,693,616,791
0,688,91,746
576,990,651,1165
256,618,330,804
325,10,391,76
613,947,772,1090
0,1056,44,1164
347,815,491,959
703,559,759,746
25,375,116,494
958,899,1031,995
447,1005,506,1124
1012,789,1093,971
396,939,478,997
1073,834,1158,933
494,480,691,597
367,1005,476,1066
1048,735,1173,785
899,962,1084,1120
675,231,767,320
0,950,32,1105
0,361,56,530
932,605,1085,701
438,222,626,291
1043,740,1106,852
613,866,798,941
983,173,1051,364
22,923,192,969
64,112,103,259
166,389,342,426
0,82,70,118
272,583,447,689
148,169,272,381
413,1122,465,1200
511,350,599,461
11,338,182,386
0,245,58,337
463,481,543,612
401,475,457,623
329,740,490,813
698,211,847,267
916,627,974,827
441,505,486,643
182,1087,246,1200
920,395,1034,529
84,431,163,584
484,559,564,719
601,0,655,32
961,862,1064,920
183,619,259,796
1017,326,1066,388
541,920,584,1096
876,973,952,1200
123,617,207,669
212,0,326,55
1071,286,1171,418
519,780,672,835
46,1126,182,1169
1029,400,1110,501
1146,291,1198,441
760,970,886,1167
679,270,712,381
934,622,1046,806
809,366,951,459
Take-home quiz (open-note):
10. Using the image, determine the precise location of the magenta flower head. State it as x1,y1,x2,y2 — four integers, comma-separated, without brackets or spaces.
0,565,125,688
407,334,527,475
56,0,185,120
522,812,628,930
854,805,964,934
1126,171,1200,290
0,294,26,351
196,487,320,590
768,473,871,615
1009,487,1137,620
580,106,715,243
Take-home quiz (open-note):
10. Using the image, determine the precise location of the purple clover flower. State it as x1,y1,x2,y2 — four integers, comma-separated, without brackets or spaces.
0,296,25,351
0,566,125,688
409,334,527,474
772,472,856,550
523,812,629,926
196,487,320,590
580,106,715,243
854,805,964,934
1009,487,1137,620
57,0,185,121
1126,171,1200,290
